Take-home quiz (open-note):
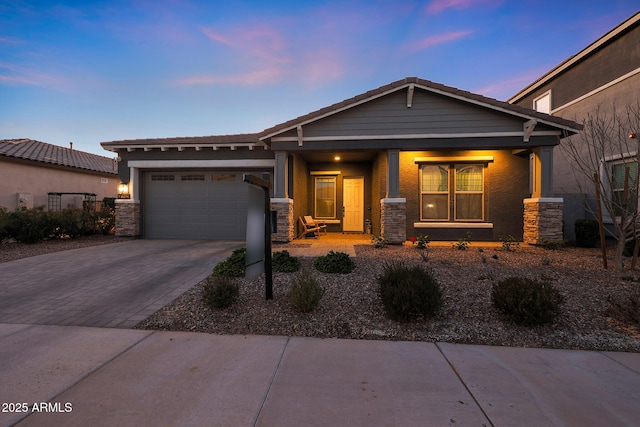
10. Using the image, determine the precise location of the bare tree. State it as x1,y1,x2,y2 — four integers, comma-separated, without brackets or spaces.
561,103,640,270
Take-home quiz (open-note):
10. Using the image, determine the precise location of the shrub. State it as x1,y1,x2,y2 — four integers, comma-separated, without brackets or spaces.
272,250,300,272
48,208,86,239
6,207,49,243
0,206,9,240
95,198,116,235
212,248,246,277
453,232,472,250
491,277,564,326
500,235,520,251
574,219,599,248
371,234,387,249
314,250,355,274
289,269,324,312
416,233,430,249
203,275,239,309
378,261,443,321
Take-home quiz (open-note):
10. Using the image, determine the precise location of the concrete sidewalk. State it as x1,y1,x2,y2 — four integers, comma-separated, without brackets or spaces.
1,324,638,427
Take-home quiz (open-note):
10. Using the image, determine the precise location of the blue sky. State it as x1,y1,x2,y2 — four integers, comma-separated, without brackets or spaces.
1,1,638,156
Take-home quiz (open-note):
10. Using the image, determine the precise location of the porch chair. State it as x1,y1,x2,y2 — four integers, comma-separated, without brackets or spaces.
304,216,327,235
298,216,322,239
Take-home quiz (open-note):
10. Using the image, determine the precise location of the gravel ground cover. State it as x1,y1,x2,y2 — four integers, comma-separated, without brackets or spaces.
0,235,131,263
136,243,640,352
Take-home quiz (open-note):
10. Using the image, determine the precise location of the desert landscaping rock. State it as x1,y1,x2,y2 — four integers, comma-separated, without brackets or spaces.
137,244,640,352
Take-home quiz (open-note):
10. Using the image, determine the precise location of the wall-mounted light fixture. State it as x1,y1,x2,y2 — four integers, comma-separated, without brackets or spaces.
334,155,341,161
117,182,130,199
630,132,637,139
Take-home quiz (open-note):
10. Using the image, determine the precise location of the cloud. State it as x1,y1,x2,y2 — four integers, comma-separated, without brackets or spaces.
425,0,499,14
403,30,473,53
0,62,66,88
475,70,549,100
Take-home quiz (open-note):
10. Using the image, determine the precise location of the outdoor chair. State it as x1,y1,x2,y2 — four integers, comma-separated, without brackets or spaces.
304,216,327,234
298,216,322,239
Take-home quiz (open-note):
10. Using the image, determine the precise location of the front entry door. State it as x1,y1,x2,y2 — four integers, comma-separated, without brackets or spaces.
343,177,364,232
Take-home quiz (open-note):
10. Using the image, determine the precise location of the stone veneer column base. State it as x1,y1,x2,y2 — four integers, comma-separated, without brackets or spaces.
523,198,563,245
271,198,294,242
115,200,141,237
380,198,407,244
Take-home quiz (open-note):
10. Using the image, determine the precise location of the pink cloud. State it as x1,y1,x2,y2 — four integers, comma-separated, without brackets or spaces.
425,0,500,14
177,67,287,86
403,30,473,53
0,62,66,87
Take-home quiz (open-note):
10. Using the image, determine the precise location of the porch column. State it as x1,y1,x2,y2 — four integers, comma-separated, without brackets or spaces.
524,147,563,244
271,151,294,242
271,198,294,242
114,166,141,237
274,151,288,198
387,149,400,198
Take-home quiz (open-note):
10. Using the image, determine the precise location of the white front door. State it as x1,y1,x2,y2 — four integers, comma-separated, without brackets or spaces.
343,177,364,232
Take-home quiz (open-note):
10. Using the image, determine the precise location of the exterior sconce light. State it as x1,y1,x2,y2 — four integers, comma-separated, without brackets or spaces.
117,182,130,199
630,132,637,139
334,155,341,161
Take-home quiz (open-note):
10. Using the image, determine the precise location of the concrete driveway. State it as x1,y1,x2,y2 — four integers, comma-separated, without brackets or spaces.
0,240,241,328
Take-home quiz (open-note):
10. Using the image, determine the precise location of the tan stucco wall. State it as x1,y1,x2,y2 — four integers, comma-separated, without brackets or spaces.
0,159,117,210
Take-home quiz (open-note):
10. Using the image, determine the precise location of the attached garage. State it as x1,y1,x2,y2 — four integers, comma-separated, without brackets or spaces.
143,171,249,240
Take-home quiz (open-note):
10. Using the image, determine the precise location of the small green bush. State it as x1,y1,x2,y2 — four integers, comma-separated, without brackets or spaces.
272,250,300,272
575,219,599,248
371,234,387,248
0,206,9,240
378,261,443,321
314,250,355,274
500,235,520,251
203,275,239,309
416,233,430,249
491,277,564,326
212,248,246,277
289,269,324,312
6,207,49,243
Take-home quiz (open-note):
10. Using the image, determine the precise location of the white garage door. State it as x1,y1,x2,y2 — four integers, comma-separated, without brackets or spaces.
143,171,249,240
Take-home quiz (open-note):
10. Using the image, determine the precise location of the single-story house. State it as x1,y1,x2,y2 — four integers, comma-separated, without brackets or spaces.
101,77,581,244
0,139,117,211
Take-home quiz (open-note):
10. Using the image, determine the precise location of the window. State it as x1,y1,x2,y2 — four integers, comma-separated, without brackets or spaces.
315,176,336,219
420,164,484,221
534,91,551,114
610,159,639,217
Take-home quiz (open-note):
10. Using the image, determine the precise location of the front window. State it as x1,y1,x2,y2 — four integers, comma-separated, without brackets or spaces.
315,176,336,218
420,164,484,221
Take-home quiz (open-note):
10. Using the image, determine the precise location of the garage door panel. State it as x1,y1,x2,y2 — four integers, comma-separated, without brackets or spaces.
143,171,251,240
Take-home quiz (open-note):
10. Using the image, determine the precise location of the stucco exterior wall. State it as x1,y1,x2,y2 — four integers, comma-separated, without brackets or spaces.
0,159,117,210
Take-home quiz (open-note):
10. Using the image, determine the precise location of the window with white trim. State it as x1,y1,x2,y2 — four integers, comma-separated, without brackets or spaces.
420,164,484,221
534,91,551,114
609,158,639,217
314,176,337,219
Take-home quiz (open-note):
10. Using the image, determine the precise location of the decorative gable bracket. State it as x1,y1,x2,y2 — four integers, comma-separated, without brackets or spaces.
523,119,537,143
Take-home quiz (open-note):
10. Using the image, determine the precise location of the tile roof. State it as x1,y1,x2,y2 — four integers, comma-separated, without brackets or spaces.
0,139,117,175
260,77,582,138
101,133,261,149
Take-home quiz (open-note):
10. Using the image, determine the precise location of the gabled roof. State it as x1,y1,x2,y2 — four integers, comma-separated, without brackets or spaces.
0,139,117,175
509,11,640,103
261,77,581,140
101,133,263,152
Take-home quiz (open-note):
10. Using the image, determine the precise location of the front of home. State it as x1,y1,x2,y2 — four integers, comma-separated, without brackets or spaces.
102,77,580,244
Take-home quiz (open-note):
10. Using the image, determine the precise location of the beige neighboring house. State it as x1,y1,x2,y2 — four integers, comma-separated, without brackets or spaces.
0,139,117,211
509,11,640,240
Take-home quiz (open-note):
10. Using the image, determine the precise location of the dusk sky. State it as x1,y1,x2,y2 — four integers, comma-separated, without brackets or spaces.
1,1,638,156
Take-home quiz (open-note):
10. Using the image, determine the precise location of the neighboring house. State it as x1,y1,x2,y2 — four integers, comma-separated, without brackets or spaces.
0,139,117,211
102,77,580,244
509,11,640,240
